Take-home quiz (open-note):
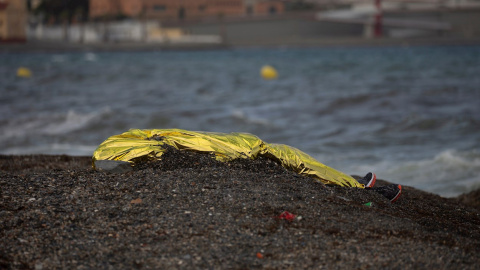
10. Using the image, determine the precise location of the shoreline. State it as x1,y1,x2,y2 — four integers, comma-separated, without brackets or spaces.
2,36,480,54
1,153,479,268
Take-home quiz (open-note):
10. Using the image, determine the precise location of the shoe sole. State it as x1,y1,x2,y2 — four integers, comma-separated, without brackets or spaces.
390,184,402,203
365,173,377,188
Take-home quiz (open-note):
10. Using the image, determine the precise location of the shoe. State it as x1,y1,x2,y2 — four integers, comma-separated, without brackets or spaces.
373,184,402,203
358,172,377,188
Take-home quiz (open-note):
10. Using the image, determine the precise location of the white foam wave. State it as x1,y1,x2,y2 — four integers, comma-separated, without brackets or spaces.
85,53,98,62
357,149,480,197
0,107,111,140
51,55,67,63
231,109,271,126
42,109,105,135
2,143,96,156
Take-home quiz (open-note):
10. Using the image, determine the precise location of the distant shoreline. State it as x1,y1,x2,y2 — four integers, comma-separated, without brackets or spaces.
2,36,480,53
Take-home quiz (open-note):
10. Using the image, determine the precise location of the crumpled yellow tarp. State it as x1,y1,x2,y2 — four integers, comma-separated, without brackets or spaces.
92,129,363,188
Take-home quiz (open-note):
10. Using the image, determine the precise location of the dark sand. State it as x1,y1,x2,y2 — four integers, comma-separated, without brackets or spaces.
1,150,479,269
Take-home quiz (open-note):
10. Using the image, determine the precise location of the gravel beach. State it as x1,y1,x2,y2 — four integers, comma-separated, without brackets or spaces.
1,150,479,269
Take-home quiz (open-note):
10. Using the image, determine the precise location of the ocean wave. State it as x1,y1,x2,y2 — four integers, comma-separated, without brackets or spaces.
85,53,98,62
0,107,111,140
2,46,479,199
364,149,480,197
42,109,110,135
230,109,272,126
51,54,67,63
2,143,96,156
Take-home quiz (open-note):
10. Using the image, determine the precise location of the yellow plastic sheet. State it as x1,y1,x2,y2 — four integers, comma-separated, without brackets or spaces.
92,129,363,188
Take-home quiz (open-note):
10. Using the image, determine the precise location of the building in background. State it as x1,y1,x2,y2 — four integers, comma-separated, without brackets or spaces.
89,0,284,22
0,0,27,42
20,0,480,44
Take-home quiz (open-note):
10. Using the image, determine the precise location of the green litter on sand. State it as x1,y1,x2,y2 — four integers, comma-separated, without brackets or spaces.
364,202,373,207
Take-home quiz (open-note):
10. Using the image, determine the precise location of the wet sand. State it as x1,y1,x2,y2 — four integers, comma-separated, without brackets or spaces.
1,150,479,269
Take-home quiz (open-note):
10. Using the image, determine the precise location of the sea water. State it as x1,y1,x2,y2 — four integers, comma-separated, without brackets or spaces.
1,46,479,197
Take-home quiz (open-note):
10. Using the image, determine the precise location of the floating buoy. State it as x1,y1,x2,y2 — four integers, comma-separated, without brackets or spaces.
260,65,278,80
17,67,32,78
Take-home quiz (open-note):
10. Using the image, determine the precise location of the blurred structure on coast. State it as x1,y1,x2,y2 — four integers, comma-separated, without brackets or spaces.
1,0,480,47
0,0,27,42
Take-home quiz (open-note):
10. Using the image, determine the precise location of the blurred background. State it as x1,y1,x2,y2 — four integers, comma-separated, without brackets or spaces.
1,0,480,198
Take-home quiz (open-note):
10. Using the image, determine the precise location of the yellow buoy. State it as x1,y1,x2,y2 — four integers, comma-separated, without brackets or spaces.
17,67,32,78
260,65,278,80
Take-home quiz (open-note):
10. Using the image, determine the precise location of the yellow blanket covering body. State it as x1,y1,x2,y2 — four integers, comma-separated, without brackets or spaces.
93,129,363,188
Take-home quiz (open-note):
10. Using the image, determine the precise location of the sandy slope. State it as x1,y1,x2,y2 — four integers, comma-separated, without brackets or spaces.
1,151,479,269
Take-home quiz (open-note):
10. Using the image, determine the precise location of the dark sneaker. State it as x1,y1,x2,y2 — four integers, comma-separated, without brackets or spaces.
358,172,377,188
373,184,402,203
